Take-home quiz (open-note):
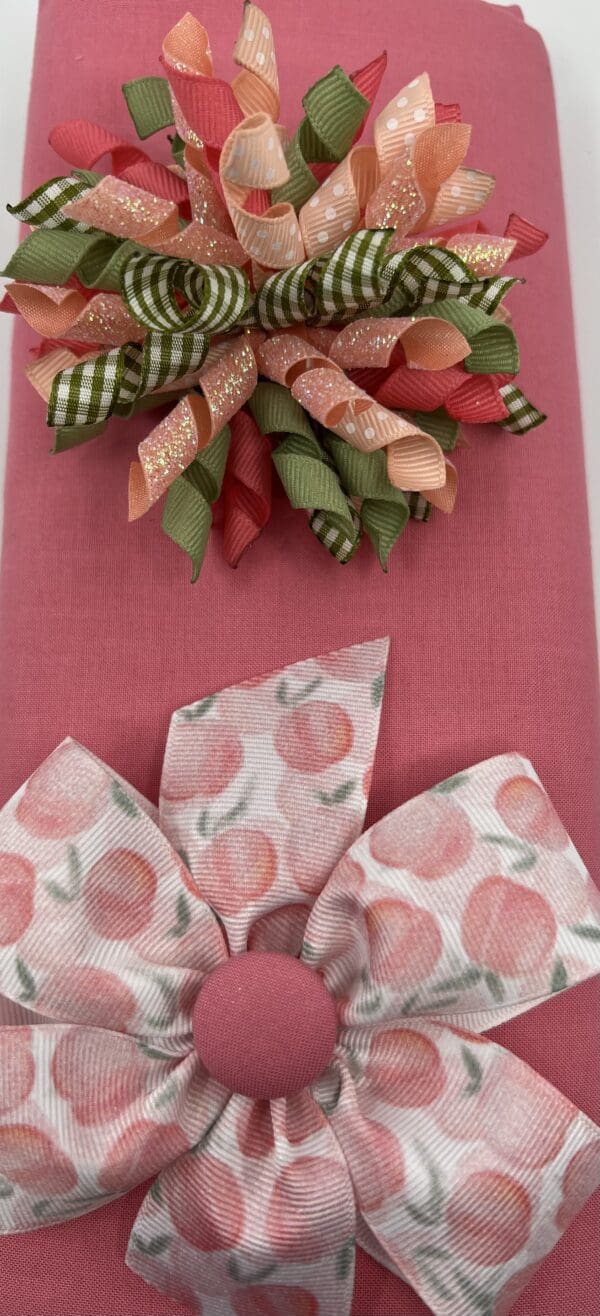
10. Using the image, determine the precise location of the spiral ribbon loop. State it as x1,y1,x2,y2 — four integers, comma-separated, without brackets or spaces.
128,337,257,519
249,381,362,562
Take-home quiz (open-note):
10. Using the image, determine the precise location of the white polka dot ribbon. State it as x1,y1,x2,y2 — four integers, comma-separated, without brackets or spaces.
300,72,496,257
231,2,280,120
219,114,305,271
257,330,448,491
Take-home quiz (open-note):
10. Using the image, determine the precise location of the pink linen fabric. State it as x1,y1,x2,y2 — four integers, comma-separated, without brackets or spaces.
0,1,598,1314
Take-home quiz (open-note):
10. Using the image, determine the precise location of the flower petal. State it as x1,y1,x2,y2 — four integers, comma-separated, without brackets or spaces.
0,1023,219,1233
127,1090,356,1315
160,640,389,952
0,741,227,1035
303,754,600,1030
326,1021,600,1316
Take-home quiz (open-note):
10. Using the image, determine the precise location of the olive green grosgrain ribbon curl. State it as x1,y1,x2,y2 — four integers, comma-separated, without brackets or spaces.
272,65,369,211
323,405,459,570
2,229,146,293
249,382,362,563
161,425,231,582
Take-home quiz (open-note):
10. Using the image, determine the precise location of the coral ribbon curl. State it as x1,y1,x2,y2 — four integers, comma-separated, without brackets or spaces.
222,408,273,567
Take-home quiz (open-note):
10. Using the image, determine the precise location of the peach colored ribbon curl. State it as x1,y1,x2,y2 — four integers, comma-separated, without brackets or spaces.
256,321,468,501
299,73,495,259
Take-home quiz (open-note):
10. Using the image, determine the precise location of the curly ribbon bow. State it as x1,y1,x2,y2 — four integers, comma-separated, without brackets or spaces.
0,641,599,1316
1,2,548,578
128,337,258,520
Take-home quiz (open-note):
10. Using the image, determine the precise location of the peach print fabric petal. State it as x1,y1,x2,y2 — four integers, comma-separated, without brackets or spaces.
159,638,390,953
0,642,599,1316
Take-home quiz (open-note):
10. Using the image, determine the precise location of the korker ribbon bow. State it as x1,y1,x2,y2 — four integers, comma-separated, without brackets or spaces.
0,640,599,1316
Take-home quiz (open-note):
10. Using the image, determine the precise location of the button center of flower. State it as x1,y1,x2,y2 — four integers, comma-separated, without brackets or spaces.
192,951,338,1100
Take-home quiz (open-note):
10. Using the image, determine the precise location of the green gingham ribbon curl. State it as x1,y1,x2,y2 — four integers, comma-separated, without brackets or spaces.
252,230,520,330
51,388,188,454
162,426,231,582
47,331,208,428
249,382,362,563
121,251,250,334
382,244,520,315
498,383,547,433
7,171,99,232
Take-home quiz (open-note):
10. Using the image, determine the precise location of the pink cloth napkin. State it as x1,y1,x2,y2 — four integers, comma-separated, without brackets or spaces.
0,0,598,1313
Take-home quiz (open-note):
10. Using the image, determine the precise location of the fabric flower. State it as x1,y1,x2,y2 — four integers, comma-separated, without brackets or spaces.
0,639,599,1316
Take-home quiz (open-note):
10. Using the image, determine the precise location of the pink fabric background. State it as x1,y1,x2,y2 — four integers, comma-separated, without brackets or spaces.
0,0,598,1312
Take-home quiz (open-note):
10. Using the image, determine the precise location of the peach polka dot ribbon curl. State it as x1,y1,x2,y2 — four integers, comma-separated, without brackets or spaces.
1,5,549,578
1,639,599,1316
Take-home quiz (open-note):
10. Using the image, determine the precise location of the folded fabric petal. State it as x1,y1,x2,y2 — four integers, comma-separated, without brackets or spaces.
0,1024,199,1233
159,639,389,952
326,1022,600,1316
0,740,227,1034
302,753,600,1030
127,1090,357,1316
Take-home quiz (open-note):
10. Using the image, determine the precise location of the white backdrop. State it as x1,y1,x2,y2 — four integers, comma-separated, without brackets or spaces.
1,0,599,631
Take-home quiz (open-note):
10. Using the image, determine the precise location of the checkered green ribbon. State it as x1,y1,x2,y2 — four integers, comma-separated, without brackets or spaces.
383,245,519,314
162,426,231,582
254,258,320,330
498,382,547,433
7,171,99,232
272,65,369,211
121,250,249,333
405,491,432,521
47,331,208,427
249,382,362,563
252,231,518,330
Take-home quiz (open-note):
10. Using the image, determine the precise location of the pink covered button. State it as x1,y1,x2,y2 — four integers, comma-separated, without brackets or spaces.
192,951,338,1099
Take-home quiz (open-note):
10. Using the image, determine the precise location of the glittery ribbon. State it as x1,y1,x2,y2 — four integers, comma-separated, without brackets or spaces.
1,284,142,346
1,1,548,579
128,337,257,520
257,332,448,491
299,72,495,257
1,645,599,1316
